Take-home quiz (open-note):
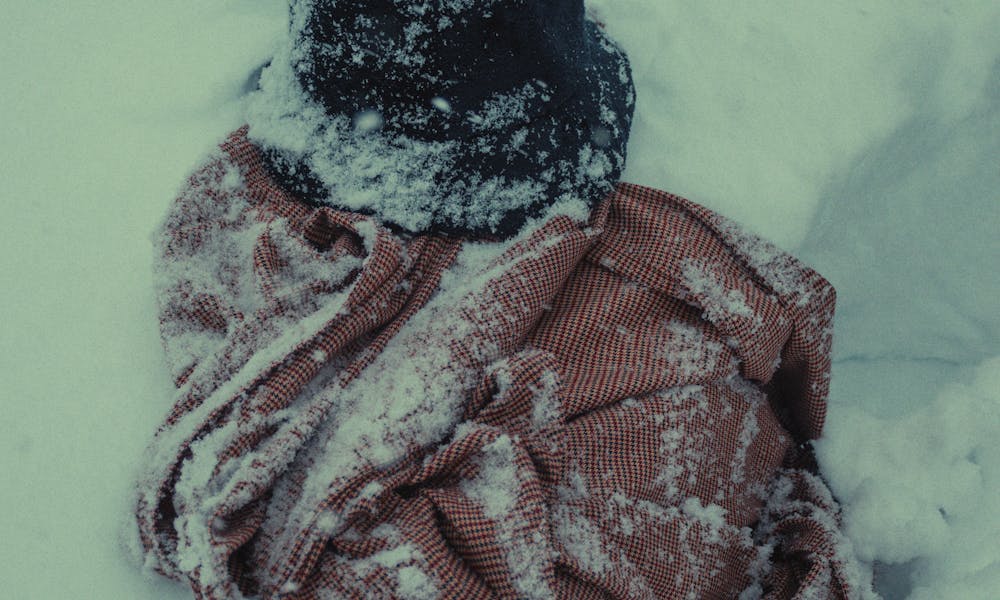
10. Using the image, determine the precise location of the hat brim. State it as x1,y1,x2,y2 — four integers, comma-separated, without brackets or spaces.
254,19,635,239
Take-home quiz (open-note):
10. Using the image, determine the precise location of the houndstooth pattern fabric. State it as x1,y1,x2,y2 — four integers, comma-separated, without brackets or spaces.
133,127,867,599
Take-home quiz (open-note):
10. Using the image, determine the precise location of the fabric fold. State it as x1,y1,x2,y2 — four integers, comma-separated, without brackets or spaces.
133,128,871,599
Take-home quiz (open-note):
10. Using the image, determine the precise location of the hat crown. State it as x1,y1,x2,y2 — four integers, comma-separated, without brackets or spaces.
253,0,634,237
293,0,589,140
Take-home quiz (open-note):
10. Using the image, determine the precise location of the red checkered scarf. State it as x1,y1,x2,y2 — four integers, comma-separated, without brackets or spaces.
133,128,867,599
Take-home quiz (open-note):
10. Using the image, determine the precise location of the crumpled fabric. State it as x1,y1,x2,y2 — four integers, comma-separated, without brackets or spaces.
132,127,870,599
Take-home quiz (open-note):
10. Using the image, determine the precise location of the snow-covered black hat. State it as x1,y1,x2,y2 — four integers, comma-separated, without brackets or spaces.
247,0,635,238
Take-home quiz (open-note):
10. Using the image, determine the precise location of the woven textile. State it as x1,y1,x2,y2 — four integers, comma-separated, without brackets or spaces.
133,127,865,599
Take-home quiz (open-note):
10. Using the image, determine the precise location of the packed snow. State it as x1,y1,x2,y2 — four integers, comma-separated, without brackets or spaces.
1,1,997,599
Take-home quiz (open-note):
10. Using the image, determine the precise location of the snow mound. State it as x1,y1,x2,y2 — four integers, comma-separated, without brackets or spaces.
817,356,1000,599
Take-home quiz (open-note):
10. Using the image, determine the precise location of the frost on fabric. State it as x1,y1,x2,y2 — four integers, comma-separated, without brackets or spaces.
528,369,562,430
246,50,556,233
655,431,687,498
695,211,836,385
675,256,779,363
491,359,562,431
460,433,554,599
647,386,709,501
657,320,731,381
678,258,753,321
730,399,760,488
604,489,747,597
754,469,877,600
554,502,614,578
633,377,767,511
555,436,755,598
709,215,817,307
654,382,760,510
700,377,768,500
599,494,656,597
153,150,363,386
681,497,728,544
340,539,440,600
139,147,393,587
467,82,548,132
243,1,614,235
736,540,775,600
154,153,263,380
552,471,616,581
255,224,590,580
461,434,519,521
396,566,439,600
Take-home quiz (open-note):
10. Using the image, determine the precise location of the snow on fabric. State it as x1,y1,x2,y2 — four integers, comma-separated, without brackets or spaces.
129,129,868,598
244,0,633,237
4,1,998,599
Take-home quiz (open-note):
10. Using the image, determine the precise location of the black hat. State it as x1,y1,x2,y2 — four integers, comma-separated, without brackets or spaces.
247,0,635,238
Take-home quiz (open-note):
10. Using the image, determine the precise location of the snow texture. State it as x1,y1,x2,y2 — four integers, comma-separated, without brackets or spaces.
2,1,998,599
461,433,554,599
243,0,625,235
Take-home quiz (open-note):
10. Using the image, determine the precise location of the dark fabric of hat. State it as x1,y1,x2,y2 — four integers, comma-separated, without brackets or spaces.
255,0,636,238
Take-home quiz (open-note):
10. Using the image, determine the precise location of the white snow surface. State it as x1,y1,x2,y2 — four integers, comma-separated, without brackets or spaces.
1,1,998,599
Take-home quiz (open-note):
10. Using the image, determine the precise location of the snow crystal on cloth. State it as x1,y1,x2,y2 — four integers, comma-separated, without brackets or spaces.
460,433,554,599
132,130,869,599
242,1,623,235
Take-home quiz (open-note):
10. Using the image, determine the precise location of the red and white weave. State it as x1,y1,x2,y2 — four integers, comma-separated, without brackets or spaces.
133,128,867,599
